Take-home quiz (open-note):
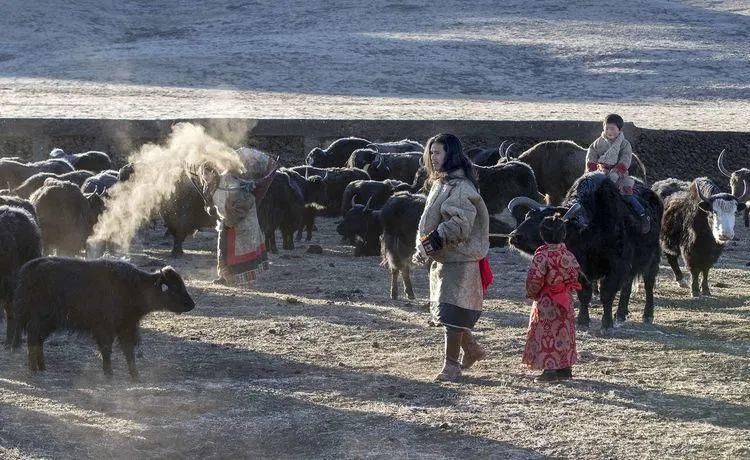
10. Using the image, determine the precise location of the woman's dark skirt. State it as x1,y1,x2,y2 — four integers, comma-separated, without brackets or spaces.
431,302,482,331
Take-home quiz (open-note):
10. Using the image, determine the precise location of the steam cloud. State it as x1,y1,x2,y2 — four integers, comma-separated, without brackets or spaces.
89,122,255,253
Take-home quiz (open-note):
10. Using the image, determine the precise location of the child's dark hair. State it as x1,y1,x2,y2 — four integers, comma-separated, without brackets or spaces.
539,213,566,244
423,133,480,190
604,114,624,130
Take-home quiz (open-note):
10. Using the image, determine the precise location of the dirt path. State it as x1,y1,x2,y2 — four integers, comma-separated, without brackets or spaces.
1,217,748,459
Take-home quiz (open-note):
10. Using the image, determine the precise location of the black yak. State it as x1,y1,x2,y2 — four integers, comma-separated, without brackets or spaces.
12,258,195,380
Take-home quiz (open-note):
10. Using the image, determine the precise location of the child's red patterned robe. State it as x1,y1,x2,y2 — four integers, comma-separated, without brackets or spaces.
522,243,581,370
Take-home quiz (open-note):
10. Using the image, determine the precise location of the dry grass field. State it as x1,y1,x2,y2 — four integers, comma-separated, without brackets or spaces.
1,0,749,130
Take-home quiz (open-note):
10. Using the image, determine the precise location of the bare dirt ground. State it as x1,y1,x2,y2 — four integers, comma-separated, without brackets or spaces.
1,1,749,130
0,216,748,459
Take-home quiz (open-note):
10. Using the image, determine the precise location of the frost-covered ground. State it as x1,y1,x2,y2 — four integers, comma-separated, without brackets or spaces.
0,218,749,459
0,0,749,129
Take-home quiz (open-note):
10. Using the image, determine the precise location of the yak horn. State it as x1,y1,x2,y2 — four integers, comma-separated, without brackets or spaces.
498,140,508,158
504,143,517,159
696,182,712,203
351,194,358,208
507,196,545,213
717,149,733,178
562,203,582,221
735,179,748,201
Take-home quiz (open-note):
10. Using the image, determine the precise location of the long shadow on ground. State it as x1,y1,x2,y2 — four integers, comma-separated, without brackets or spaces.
0,327,543,459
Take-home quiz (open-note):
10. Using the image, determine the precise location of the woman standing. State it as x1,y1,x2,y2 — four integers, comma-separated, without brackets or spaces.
207,148,277,288
413,133,491,382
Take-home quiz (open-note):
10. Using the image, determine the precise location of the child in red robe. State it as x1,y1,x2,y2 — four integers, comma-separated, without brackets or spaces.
522,214,581,382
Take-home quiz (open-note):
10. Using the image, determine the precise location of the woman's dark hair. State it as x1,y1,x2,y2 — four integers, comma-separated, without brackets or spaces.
539,213,566,244
423,133,479,190
604,113,624,130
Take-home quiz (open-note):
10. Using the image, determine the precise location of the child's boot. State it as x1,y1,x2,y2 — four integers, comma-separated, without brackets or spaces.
557,367,573,380
625,195,651,234
534,369,560,383
436,328,463,382
460,330,487,370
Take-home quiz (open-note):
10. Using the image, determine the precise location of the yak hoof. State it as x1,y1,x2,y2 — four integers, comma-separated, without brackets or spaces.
642,316,653,325
406,293,415,300
614,318,626,328
170,248,184,258
576,321,590,332
677,279,689,288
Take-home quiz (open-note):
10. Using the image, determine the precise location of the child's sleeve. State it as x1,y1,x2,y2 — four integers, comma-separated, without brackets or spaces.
615,141,633,174
525,252,547,299
585,138,603,172
607,141,633,183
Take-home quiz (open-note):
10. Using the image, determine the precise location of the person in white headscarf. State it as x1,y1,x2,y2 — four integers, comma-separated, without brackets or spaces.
201,148,277,288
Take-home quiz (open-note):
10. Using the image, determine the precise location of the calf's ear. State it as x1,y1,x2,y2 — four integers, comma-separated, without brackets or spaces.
698,202,712,213
153,266,173,287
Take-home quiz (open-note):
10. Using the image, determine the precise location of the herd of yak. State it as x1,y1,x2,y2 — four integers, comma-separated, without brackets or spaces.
0,136,747,380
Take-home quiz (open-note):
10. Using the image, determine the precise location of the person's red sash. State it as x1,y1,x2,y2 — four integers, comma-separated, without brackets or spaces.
479,257,493,294
540,281,581,311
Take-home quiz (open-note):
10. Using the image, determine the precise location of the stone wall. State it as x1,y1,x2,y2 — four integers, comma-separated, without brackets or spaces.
0,118,748,187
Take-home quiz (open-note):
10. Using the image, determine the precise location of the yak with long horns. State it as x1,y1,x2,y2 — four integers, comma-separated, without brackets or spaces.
654,176,746,298
717,149,750,227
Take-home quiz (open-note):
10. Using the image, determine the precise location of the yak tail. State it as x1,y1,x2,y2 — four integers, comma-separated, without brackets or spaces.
380,231,407,270
631,275,642,295
9,308,25,351
379,233,394,269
